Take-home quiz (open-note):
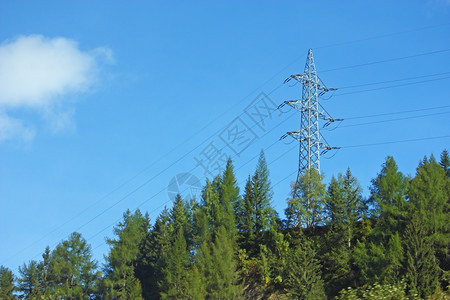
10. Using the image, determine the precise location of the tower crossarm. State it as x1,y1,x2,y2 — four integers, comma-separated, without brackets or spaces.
282,100,343,127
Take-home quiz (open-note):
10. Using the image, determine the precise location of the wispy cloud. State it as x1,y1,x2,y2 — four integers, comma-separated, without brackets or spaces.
0,35,113,142
0,112,35,142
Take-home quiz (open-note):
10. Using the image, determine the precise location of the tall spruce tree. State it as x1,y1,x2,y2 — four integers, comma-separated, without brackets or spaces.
408,155,449,281
354,156,408,285
283,236,326,299
370,156,409,236
160,228,191,299
404,213,440,298
0,266,15,300
440,149,450,178
50,232,98,298
285,168,326,231
196,225,241,299
323,168,364,296
236,150,275,255
103,209,148,299
139,208,172,300
191,170,241,299
17,260,42,299
219,158,240,241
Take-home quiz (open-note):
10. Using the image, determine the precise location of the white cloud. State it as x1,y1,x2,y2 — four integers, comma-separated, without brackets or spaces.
0,35,113,141
0,112,35,142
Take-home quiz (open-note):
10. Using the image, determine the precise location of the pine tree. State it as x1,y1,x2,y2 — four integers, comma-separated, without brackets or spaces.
370,156,409,237
283,237,326,299
322,169,364,296
170,194,192,245
219,158,240,241
404,213,440,298
17,260,42,298
41,246,52,296
103,209,148,299
139,208,171,300
190,168,241,299
236,150,275,255
160,228,190,299
408,155,449,282
286,168,326,231
50,232,98,298
440,149,450,178
0,266,15,300
186,265,206,299
355,156,408,285
236,176,256,249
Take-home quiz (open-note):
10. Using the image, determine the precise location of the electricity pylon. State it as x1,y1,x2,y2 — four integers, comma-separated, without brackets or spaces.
280,49,341,190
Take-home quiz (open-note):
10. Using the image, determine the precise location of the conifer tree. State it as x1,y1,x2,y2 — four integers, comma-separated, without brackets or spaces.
286,168,326,231
170,194,192,244
139,208,171,300
323,169,364,296
283,237,326,299
191,169,241,299
50,232,98,298
370,156,409,237
408,155,449,280
219,158,240,240
404,213,440,298
0,266,15,300
354,156,408,285
236,176,256,248
103,209,148,299
440,149,450,177
40,246,51,296
237,150,275,254
17,260,42,298
160,228,190,299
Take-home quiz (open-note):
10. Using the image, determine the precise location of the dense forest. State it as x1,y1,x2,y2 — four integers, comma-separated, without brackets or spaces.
1,150,449,299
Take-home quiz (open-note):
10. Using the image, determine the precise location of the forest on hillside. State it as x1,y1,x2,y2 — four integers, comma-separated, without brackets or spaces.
0,150,449,299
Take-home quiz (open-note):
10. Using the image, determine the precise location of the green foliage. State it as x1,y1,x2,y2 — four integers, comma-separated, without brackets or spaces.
409,156,449,254
103,209,148,299
160,228,190,299
236,150,276,255
336,280,408,299
220,158,240,238
49,232,98,298
198,226,241,299
404,213,441,299
139,208,171,300
352,157,409,287
17,260,42,298
8,152,450,300
323,169,365,296
283,237,326,299
286,168,326,230
440,149,450,178
0,266,15,300
370,156,409,237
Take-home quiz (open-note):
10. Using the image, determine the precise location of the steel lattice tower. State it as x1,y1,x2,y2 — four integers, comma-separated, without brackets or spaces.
280,49,340,188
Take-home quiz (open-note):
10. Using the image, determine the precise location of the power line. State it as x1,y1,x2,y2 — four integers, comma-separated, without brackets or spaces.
343,104,450,120
341,135,450,148
319,48,450,73
338,71,450,89
314,23,450,50
337,111,450,129
332,76,450,97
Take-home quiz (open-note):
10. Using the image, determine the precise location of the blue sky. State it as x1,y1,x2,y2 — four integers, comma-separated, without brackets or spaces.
1,1,449,272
